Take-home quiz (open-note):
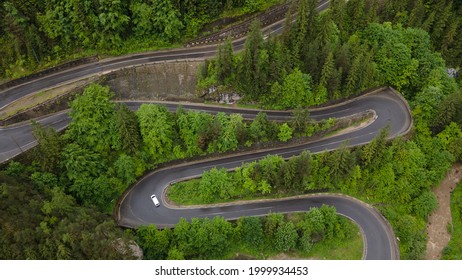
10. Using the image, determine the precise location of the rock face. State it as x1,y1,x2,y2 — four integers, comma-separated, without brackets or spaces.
103,61,203,102
114,238,144,260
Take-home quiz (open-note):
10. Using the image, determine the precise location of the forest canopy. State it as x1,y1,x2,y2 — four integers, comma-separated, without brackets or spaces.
0,0,282,79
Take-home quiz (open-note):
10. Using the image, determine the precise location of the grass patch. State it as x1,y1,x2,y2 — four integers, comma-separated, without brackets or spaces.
167,179,203,205
321,114,374,138
307,227,363,260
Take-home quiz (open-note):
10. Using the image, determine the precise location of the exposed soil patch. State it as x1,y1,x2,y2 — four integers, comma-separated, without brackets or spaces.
425,163,462,259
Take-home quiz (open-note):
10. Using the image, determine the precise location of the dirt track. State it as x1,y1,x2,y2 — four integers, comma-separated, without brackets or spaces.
425,163,461,259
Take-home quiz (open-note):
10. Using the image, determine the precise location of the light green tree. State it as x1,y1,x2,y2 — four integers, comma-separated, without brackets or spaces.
130,0,183,41
199,167,233,202
136,104,174,162
275,221,298,252
65,84,119,155
278,123,293,142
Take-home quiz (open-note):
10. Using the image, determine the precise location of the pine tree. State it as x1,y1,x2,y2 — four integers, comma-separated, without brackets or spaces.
320,52,335,89
441,15,459,54
316,12,339,53
238,20,264,101
345,0,366,35
289,0,319,67
216,37,235,85
31,121,64,173
345,52,363,96
408,0,426,28
115,103,141,155
329,0,348,41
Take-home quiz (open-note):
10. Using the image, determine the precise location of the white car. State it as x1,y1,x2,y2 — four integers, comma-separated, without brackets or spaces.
150,194,160,207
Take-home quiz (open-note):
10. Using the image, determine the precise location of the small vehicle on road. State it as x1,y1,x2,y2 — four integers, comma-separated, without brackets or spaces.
151,194,160,207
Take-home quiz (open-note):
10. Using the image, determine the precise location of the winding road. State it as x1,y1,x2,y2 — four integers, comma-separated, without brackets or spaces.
117,88,409,260
0,0,407,260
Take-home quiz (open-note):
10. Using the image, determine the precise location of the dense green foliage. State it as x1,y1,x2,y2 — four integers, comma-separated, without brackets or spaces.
0,0,283,79
135,205,360,259
0,172,136,259
442,182,462,259
378,0,462,68
198,0,461,107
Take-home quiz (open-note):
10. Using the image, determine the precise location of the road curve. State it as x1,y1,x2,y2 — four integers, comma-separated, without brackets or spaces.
117,87,410,260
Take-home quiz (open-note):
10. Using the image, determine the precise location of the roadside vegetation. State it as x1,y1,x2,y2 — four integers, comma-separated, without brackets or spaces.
1,0,462,260
168,127,447,260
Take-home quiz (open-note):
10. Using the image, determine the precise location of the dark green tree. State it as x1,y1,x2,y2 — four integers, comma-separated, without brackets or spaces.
115,103,141,155
31,121,64,173
237,20,265,100
236,216,264,250
290,108,311,136
216,37,235,85
431,91,462,133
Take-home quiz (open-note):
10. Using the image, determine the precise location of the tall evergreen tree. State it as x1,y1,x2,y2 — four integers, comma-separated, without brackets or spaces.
31,121,64,173
238,20,265,101
115,103,141,155
216,37,235,85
